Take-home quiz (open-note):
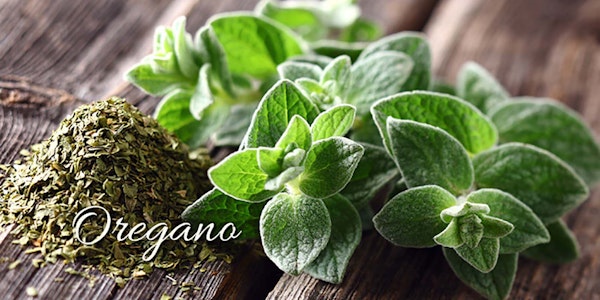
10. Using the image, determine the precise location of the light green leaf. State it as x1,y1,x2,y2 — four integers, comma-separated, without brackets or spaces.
154,89,228,147
359,32,431,90
347,51,414,116
467,189,550,253
321,55,352,91
282,148,306,169
299,137,364,199
434,219,463,248
387,119,474,195
522,220,580,263
209,14,306,79
260,193,331,275
371,91,498,155
440,202,490,222
209,149,279,202
258,147,284,177
340,143,399,208
304,194,361,283
278,61,323,81
473,143,589,224
172,17,199,80
480,215,514,239
196,25,234,96
190,64,213,119
243,80,320,149
181,188,265,240
275,115,312,151
290,54,333,69
454,237,500,273
457,214,485,249
265,167,304,191
125,62,191,95
444,249,518,300
257,0,325,41
490,98,600,186
373,185,456,248
311,104,356,141
340,18,382,42
457,61,509,114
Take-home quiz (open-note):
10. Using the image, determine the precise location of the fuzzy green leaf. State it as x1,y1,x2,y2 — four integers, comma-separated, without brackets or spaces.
359,32,431,90
386,119,474,195
196,25,234,96
189,64,213,119
299,137,364,199
209,14,305,79
371,91,497,155
373,185,456,248
321,55,352,91
473,143,589,224
209,149,278,202
275,115,312,151
244,80,320,148
444,249,518,300
257,147,284,177
434,219,463,248
260,193,331,275
522,220,580,263
480,215,514,239
454,237,500,273
311,104,356,141
340,143,399,208
213,104,257,146
181,188,265,240
278,61,323,81
257,0,325,41
467,189,550,253
490,98,600,186
304,195,361,283
348,51,414,116
172,17,199,80
457,61,509,114
125,62,191,95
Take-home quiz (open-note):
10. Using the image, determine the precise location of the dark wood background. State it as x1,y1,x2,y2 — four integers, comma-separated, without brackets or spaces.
1,0,598,299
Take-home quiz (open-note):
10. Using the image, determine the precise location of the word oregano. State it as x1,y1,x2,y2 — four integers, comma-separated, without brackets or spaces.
127,0,600,298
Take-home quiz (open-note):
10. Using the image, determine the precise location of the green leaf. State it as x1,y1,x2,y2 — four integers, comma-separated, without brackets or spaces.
490,98,600,186
386,119,474,195
209,149,279,202
196,25,234,96
275,115,312,151
299,137,363,199
257,0,325,41
154,89,228,147
444,249,518,300
434,219,463,248
522,220,580,263
339,18,382,42
243,80,320,148
257,147,284,177
480,215,514,239
260,193,331,275
321,55,352,91
298,137,363,199
473,143,589,224
304,194,362,283
430,80,456,96
213,103,257,146
457,61,509,114
310,104,356,141
371,91,498,155
373,185,456,248
290,54,333,69
312,40,365,62
454,237,500,273
172,17,199,80
181,188,265,240
340,143,399,208
277,61,323,81
189,64,213,119
265,167,305,191
467,189,550,253
209,14,306,79
125,61,191,95
347,51,414,116
440,202,490,222
359,32,431,90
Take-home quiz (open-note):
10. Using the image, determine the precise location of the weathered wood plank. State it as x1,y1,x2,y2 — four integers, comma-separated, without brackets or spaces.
268,0,600,299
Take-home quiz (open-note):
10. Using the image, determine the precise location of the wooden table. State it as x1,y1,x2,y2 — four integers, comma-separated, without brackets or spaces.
1,0,598,299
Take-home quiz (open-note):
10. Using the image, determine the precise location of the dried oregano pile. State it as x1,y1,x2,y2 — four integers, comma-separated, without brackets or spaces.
0,97,230,286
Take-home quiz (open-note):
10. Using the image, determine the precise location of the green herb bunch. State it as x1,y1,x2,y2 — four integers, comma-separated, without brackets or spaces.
126,1,600,298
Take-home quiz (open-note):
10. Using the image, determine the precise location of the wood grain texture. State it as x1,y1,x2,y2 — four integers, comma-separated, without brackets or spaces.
268,0,600,299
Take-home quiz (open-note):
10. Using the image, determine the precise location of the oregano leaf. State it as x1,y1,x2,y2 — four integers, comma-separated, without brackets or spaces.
490,98,600,186
371,91,498,155
304,194,361,283
299,137,364,199
456,61,509,114
310,104,356,141
278,61,323,81
454,237,500,273
275,115,312,151
434,219,463,248
260,193,331,275
467,189,550,253
444,249,518,300
172,16,200,80
522,220,580,263
480,215,514,239
386,119,474,195
257,147,284,177
373,185,456,248
473,143,589,224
